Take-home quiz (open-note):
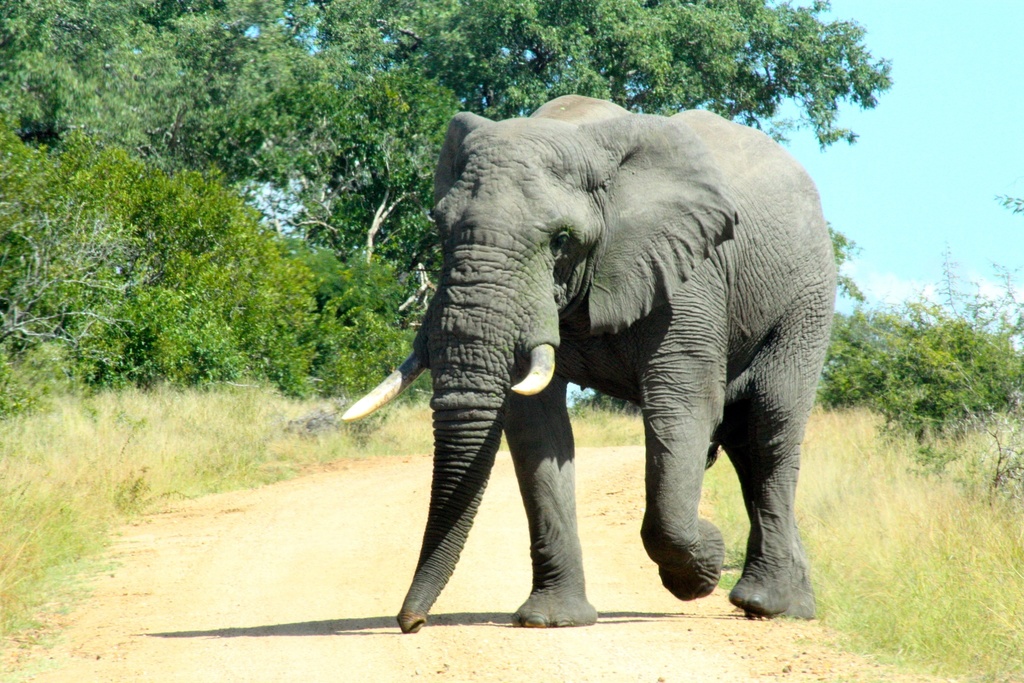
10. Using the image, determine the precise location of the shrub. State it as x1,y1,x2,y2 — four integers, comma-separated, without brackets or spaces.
299,251,421,400
0,122,320,396
821,295,1024,440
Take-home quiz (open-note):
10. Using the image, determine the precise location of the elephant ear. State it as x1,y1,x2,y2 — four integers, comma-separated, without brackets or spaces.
586,115,739,335
433,112,492,204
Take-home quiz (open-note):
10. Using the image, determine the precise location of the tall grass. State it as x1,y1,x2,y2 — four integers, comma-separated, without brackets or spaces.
0,387,437,638
706,409,1024,681
568,405,645,447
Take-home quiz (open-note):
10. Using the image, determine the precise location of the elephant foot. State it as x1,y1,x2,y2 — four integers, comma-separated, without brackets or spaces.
658,564,718,601
728,566,816,619
512,592,597,628
645,518,725,602
397,611,428,634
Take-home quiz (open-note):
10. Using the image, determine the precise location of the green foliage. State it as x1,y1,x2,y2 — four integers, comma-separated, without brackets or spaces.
998,194,1024,215
821,293,1024,440
299,252,418,398
0,121,320,396
0,347,34,419
385,0,892,145
0,0,325,169
0,0,895,404
0,343,75,419
1,0,892,277
828,224,865,302
0,125,128,352
570,389,640,417
246,69,459,272
63,138,319,394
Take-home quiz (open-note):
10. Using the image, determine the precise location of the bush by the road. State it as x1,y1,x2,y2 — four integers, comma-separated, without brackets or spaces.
1,124,418,407
821,301,1024,440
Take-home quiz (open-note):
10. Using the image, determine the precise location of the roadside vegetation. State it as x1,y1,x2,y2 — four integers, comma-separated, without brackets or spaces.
707,409,1024,682
0,0,893,418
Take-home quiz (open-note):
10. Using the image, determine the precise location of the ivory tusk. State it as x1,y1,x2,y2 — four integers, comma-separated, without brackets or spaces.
511,344,556,396
342,354,425,422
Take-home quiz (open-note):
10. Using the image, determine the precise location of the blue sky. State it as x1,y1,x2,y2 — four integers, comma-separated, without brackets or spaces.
781,1,1024,311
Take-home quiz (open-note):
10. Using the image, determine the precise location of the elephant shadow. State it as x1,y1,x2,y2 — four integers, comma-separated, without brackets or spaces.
145,610,735,638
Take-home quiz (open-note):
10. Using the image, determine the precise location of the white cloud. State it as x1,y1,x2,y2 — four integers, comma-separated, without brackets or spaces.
859,270,938,307
843,260,1023,310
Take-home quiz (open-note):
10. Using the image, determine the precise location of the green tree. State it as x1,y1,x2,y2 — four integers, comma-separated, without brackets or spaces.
244,69,459,274
1,0,891,400
829,223,865,302
371,0,892,145
3,1,892,257
58,138,318,393
0,0,326,170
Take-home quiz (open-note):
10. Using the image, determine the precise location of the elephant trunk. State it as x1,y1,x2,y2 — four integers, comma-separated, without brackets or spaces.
396,238,563,632
398,275,517,633
397,400,504,633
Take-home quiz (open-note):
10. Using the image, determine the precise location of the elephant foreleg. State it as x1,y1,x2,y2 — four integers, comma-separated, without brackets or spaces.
640,393,727,602
504,376,597,628
637,305,729,603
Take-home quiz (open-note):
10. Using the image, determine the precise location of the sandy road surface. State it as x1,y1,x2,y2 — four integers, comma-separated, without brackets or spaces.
13,447,939,682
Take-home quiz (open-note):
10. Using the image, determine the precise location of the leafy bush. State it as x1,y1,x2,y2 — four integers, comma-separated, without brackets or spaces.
821,287,1024,440
0,123,321,396
299,250,420,399
0,343,75,419
0,125,129,353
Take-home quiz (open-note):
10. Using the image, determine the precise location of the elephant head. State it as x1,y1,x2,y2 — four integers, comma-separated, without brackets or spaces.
344,97,738,632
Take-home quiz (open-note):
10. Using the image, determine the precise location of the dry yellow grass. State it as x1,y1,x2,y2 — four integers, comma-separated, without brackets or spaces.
0,387,342,637
801,411,1024,680
707,409,1024,681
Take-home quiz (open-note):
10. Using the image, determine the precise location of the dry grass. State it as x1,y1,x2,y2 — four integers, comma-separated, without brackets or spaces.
569,406,644,447
706,409,1024,681
802,411,1024,680
0,386,415,638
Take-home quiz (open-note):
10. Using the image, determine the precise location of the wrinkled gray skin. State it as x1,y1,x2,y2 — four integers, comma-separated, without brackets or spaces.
396,95,835,633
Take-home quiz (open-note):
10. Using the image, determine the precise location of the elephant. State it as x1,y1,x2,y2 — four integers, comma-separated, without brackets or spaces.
343,95,836,633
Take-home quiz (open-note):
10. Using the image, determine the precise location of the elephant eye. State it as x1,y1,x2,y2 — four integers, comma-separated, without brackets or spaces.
551,231,571,251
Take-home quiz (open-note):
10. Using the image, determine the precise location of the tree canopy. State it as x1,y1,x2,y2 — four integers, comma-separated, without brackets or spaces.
0,0,894,404
2,1,891,265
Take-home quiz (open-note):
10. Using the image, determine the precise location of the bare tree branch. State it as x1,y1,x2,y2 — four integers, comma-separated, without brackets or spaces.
0,204,129,348
398,262,435,315
366,189,406,263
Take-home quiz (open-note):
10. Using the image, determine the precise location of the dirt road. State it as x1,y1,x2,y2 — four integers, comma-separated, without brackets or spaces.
16,447,937,682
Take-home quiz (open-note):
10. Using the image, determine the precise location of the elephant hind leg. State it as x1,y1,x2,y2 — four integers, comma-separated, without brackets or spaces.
719,401,815,619
719,314,828,619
